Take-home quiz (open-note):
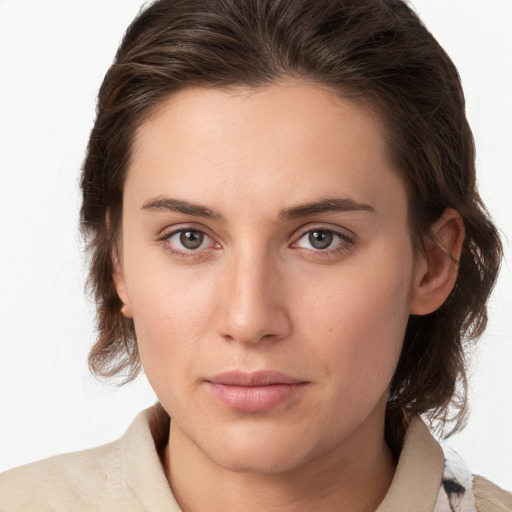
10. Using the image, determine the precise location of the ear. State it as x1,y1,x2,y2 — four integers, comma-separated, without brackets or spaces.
409,208,465,315
112,248,133,319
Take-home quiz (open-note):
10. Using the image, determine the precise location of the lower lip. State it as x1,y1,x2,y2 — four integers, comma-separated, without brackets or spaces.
207,383,306,412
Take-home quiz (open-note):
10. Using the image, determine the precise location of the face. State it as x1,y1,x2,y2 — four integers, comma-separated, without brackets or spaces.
115,83,421,474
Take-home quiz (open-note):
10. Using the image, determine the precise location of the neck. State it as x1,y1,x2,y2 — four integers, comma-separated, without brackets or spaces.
164,408,395,512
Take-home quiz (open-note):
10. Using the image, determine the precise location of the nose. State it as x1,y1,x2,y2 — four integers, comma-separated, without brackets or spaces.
216,248,292,345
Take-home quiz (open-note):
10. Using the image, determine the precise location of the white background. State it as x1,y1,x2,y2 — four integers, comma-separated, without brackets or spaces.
1,0,511,490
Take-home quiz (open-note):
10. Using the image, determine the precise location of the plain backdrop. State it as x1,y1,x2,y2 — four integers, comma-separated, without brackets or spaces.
1,0,511,490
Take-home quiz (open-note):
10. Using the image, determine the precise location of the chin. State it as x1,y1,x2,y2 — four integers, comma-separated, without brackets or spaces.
198,421,323,475
212,443,311,475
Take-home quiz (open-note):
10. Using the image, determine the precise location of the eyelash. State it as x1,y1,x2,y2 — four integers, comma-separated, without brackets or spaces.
157,225,355,259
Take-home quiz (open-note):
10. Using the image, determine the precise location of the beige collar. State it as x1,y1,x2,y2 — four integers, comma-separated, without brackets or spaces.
377,416,445,512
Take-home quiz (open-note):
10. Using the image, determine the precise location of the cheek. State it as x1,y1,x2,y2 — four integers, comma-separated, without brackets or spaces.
298,245,414,400
124,234,218,335
125,260,221,392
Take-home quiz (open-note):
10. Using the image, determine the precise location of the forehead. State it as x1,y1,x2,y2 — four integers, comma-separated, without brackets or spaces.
127,82,407,221
134,82,387,161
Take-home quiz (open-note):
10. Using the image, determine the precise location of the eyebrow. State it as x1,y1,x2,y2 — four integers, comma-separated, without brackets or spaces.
142,197,224,220
279,197,375,220
141,196,375,221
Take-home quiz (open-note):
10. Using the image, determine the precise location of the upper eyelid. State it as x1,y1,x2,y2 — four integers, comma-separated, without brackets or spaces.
158,223,215,240
292,223,356,241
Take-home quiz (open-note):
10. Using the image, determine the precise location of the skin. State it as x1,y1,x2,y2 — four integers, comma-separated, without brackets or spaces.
114,82,463,512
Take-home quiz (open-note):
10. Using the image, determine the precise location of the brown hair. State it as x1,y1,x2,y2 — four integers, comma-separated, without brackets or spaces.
80,0,502,438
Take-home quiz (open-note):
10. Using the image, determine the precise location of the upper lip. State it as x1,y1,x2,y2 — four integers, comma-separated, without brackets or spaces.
206,370,306,386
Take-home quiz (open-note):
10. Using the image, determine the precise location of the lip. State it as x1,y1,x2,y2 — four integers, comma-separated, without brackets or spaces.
205,371,308,412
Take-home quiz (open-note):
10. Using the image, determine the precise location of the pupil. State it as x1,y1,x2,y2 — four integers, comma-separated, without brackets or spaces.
180,230,203,249
309,230,333,249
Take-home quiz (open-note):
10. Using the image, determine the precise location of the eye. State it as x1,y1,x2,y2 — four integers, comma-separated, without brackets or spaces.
292,228,352,252
160,227,218,256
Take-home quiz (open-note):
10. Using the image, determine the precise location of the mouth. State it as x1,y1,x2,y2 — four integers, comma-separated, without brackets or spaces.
205,370,309,412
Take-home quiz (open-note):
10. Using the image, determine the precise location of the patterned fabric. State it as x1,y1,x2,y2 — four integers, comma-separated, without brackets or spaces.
434,445,477,512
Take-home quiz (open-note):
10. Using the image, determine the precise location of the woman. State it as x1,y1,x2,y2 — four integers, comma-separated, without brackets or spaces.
1,0,510,510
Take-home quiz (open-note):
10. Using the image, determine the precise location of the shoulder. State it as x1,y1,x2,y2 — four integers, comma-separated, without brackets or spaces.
0,405,170,512
0,440,135,511
473,475,512,512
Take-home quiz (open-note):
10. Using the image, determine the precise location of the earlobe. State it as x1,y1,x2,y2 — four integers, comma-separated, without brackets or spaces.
112,248,133,319
120,302,133,318
409,208,465,315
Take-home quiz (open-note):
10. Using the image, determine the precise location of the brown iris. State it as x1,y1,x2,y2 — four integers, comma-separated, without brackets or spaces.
180,230,204,249
308,230,333,249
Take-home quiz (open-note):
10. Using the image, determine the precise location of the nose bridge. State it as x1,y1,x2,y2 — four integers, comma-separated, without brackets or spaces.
217,242,290,344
